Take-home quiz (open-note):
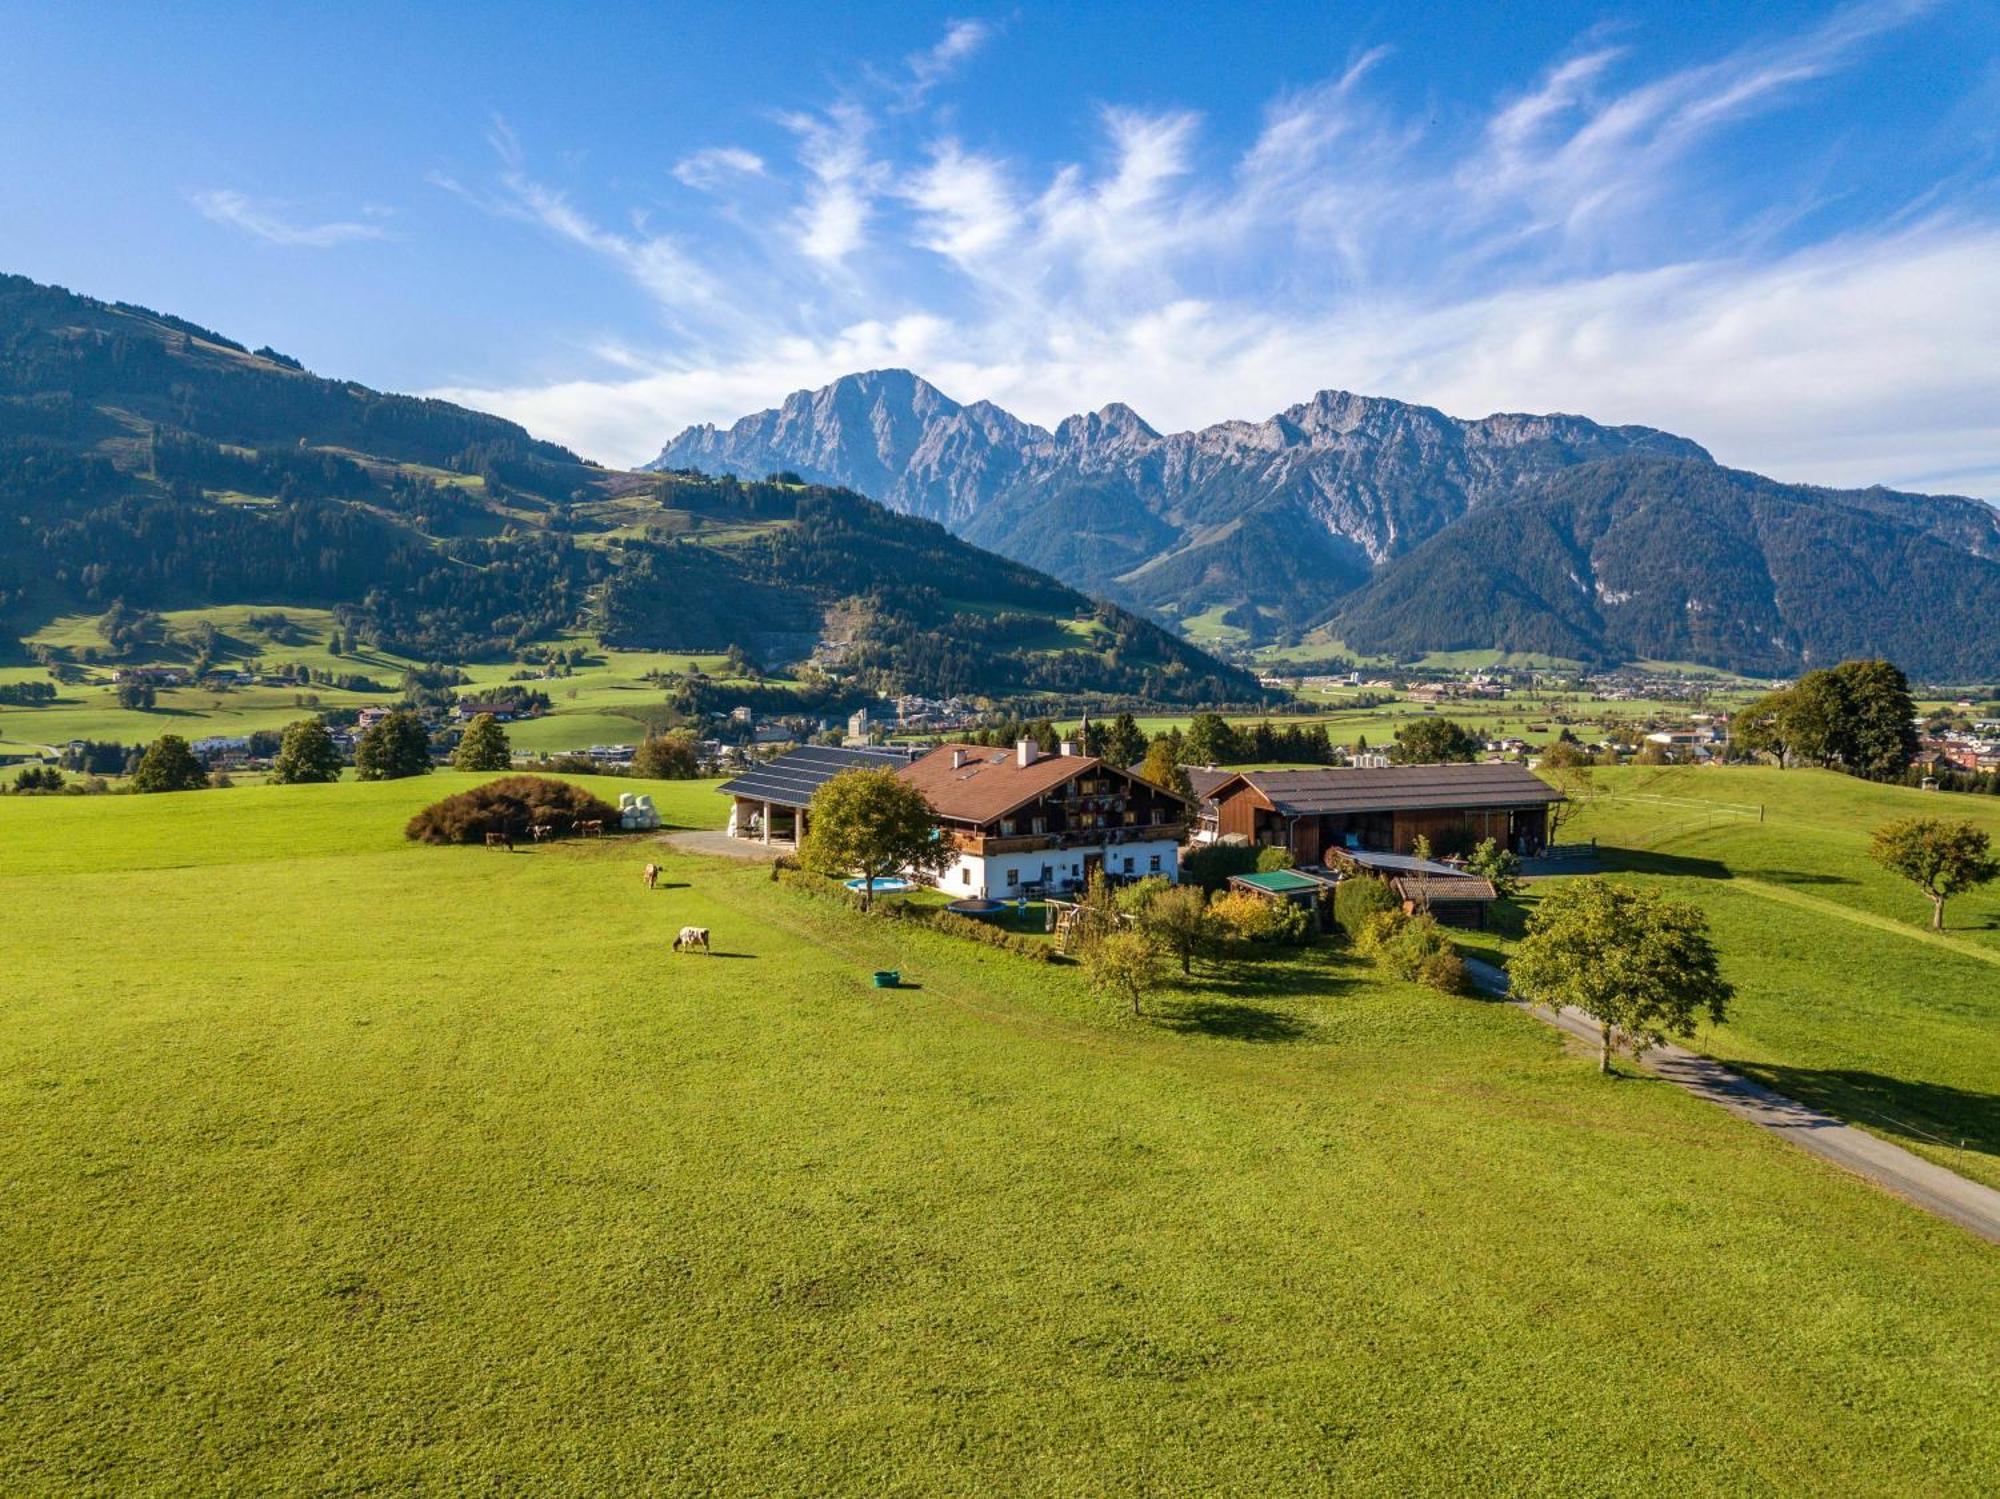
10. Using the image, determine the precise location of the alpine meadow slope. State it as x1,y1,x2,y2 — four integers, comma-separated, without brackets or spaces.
0,274,1256,704
651,370,2000,677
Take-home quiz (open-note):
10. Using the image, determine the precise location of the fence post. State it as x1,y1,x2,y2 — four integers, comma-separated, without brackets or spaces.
1759,804,1765,823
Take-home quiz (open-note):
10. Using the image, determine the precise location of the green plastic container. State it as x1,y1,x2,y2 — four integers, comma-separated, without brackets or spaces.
871,970,901,988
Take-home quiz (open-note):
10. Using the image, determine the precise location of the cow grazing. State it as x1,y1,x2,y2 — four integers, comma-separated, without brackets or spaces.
530,823,554,843
579,819,604,838
484,831,513,852
642,863,660,890
673,926,711,955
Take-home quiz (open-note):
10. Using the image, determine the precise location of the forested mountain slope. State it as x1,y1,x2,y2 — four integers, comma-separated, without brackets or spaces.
0,275,1258,703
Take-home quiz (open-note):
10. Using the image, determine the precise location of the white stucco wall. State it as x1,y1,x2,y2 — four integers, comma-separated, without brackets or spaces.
923,839,1181,899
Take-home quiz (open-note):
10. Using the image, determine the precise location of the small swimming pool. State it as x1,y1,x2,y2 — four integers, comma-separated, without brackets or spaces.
845,876,914,893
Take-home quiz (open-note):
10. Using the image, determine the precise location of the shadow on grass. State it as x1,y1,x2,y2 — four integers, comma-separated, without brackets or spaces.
1599,848,1733,881
1723,1060,2000,1161
1737,868,1858,887
1155,1001,1311,1043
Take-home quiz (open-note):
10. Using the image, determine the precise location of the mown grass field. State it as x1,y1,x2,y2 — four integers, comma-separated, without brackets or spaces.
2,775,1997,1493
1491,767,2000,1188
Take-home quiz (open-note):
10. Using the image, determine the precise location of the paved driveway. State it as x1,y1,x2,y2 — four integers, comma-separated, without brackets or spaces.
1467,958,2000,1245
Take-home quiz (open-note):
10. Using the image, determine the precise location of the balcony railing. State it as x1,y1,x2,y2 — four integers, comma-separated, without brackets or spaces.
951,822,1187,857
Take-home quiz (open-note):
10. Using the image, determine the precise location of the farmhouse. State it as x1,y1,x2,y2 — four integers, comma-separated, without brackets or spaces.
1204,762,1563,861
717,744,919,845
900,740,1192,898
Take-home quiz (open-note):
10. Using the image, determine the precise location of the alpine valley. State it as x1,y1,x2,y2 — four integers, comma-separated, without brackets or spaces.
652,369,2000,679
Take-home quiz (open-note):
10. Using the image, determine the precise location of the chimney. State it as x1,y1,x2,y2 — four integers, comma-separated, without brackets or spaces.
1016,737,1038,767
1058,739,1079,757
951,748,968,770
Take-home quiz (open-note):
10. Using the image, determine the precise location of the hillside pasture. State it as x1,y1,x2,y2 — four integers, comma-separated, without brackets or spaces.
1517,767,2000,1187
0,779,1996,1492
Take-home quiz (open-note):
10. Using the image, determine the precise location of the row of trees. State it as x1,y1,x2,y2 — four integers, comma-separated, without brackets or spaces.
1734,659,1917,779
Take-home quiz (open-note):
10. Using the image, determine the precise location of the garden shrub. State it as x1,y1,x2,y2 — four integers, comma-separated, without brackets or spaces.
1334,876,1401,941
1211,889,1311,944
404,776,621,845
1114,875,1172,916
1181,842,1260,892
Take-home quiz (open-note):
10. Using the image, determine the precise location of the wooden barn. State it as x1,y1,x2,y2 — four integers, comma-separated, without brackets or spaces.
1203,763,1563,862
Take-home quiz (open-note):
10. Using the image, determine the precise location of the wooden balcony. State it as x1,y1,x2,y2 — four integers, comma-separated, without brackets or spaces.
950,822,1187,858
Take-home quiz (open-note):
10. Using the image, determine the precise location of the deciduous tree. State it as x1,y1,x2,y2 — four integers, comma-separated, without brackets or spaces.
1510,879,1731,1075
1139,738,1193,801
632,729,701,779
801,768,952,910
1083,928,1162,1017
1393,717,1479,764
1142,884,1218,975
1868,817,1998,931
271,717,342,784
354,711,433,781
131,734,207,793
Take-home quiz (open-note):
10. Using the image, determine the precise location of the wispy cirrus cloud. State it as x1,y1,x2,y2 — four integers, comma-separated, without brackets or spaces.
672,146,766,192
426,7,2000,497
191,189,392,248
892,17,995,109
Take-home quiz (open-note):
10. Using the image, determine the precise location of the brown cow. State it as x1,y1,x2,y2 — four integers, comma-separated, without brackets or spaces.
484,830,513,852
579,819,604,837
642,863,660,890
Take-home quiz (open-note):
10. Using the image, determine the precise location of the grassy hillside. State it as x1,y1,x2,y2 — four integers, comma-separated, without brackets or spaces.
1,778,1996,1492
1493,767,2000,1187
0,274,1259,706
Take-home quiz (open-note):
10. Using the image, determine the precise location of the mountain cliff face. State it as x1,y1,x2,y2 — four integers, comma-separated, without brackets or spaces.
649,371,1713,631
650,370,2000,677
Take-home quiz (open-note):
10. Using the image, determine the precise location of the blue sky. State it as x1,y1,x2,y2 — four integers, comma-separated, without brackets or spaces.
4,2,1998,494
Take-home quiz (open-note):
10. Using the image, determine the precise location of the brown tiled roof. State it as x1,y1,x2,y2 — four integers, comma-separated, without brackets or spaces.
899,744,1127,825
1216,762,1562,816
1393,875,1498,904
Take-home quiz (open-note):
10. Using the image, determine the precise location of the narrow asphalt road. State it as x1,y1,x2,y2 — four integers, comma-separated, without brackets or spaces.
1465,958,2000,1246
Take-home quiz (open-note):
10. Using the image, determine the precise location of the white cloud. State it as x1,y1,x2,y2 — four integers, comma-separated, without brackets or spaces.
897,18,995,108
192,190,392,248
425,4,1999,500
433,119,718,315
673,146,766,191
780,102,884,263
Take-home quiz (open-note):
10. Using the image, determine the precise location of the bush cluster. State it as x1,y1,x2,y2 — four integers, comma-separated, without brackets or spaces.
1181,841,1295,893
404,776,621,845
1333,875,1400,941
1209,889,1311,944
1355,909,1470,995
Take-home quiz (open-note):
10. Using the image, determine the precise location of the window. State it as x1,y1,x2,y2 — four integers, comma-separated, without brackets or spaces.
1150,854,1161,873
1031,816,1047,835
1006,868,1019,887
1123,811,1137,825
962,868,972,886
1122,856,1135,873
1000,819,1016,837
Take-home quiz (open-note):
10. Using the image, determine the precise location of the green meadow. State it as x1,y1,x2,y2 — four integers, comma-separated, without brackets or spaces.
1483,767,2000,1189
1,774,1996,1493
1,605,774,756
